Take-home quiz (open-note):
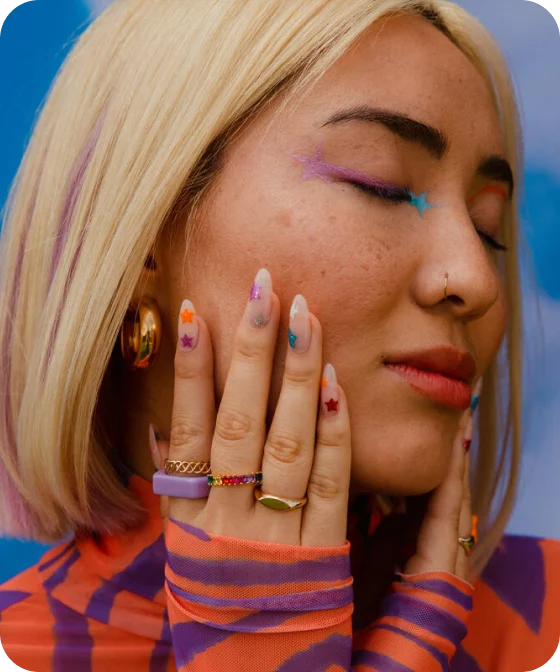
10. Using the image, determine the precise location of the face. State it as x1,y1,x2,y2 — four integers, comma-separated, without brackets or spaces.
157,15,509,497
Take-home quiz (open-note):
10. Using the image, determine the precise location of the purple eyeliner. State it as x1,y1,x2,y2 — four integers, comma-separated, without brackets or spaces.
290,146,411,202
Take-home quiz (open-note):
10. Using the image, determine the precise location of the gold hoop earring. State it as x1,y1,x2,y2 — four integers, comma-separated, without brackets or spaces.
120,297,162,370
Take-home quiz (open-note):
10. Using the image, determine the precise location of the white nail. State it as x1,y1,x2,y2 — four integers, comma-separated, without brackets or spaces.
473,378,483,399
148,423,161,470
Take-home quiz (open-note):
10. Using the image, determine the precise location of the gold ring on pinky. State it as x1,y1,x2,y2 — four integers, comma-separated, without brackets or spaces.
164,459,212,475
458,535,476,556
254,489,308,511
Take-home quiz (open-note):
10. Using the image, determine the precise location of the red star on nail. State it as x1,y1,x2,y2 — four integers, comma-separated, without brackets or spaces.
325,398,338,412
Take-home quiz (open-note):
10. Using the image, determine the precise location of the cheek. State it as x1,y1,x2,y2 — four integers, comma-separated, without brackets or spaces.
475,289,507,369
199,177,406,310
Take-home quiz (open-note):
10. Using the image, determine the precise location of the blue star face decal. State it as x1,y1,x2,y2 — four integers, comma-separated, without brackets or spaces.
409,191,436,217
288,328,298,348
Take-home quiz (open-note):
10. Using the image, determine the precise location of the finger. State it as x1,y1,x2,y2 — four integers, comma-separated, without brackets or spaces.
207,269,280,512
258,298,322,518
301,368,351,547
167,299,216,520
152,434,170,534
404,414,469,575
456,417,474,582
149,430,170,517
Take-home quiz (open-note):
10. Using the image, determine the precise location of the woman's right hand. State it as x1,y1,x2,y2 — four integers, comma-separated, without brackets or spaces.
151,268,353,547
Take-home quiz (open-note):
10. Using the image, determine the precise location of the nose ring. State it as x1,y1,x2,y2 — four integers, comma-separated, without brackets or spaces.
443,273,449,300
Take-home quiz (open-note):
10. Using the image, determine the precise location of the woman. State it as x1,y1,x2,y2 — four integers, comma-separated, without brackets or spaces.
0,0,558,670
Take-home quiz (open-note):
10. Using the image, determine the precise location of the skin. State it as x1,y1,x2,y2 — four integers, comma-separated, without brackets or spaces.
116,15,508,613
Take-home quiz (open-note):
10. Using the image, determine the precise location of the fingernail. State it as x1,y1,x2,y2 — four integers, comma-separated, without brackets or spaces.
470,378,483,413
246,268,272,328
288,294,311,353
148,423,162,470
463,416,473,453
178,299,199,351
321,363,339,416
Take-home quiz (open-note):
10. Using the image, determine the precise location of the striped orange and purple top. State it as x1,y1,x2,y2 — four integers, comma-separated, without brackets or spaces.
1,466,558,671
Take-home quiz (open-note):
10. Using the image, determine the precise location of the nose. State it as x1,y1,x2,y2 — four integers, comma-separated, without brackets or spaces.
410,207,503,320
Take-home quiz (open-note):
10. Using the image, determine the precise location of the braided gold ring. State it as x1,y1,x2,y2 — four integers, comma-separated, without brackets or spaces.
164,459,211,475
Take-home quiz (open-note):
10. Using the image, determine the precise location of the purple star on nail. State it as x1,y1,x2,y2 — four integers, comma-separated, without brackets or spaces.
250,283,261,300
181,333,194,348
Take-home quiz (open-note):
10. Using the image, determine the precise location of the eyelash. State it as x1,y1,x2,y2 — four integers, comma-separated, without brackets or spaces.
348,181,509,252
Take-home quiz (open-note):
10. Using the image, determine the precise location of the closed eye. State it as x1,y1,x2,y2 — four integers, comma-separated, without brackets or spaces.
350,180,509,252
347,180,412,204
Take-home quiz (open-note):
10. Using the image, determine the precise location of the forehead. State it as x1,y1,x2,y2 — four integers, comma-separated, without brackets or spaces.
292,14,504,157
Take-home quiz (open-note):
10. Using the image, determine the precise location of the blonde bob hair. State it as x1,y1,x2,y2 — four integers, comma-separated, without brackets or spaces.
0,0,523,578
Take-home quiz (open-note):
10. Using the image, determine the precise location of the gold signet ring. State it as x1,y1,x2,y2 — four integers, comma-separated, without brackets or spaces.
254,489,308,511
458,535,476,556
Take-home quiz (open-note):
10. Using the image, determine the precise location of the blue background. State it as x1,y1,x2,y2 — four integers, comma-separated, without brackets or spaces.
0,0,559,583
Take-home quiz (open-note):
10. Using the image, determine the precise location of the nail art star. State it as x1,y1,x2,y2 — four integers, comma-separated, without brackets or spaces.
181,333,194,348
409,191,436,218
250,283,261,300
325,398,339,412
181,307,195,323
288,328,298,348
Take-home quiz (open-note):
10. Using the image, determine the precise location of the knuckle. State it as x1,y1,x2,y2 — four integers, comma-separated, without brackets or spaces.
317,425,348,449
283,365,315,388
266,432,305,465
170,421,206,452
174,348,203,378
214,407,255,444
307,471,342,499
234,331,267,365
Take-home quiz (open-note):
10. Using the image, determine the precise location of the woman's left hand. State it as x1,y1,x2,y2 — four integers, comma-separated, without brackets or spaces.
403,410,474,584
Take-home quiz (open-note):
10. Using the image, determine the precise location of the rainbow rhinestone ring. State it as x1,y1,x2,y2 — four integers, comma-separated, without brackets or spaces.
208,471,263,486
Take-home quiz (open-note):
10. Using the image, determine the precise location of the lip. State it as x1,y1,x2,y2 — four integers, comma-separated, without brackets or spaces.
384,346,476,411
384,346,476,384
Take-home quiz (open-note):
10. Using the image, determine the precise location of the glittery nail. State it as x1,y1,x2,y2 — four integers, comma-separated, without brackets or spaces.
246,268,272,328
288,294,311,353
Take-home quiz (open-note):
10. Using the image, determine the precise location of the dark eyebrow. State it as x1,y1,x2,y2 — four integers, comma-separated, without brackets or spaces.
322,106,515,199
477,156,515,198
321,105,450,160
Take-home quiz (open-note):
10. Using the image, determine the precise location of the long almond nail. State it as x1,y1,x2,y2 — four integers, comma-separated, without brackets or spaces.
148,423,162,470
246,268,272,328
470,378,483,413
178,299,199,351
288,294,311,353
321,363,340,416
463,416,473,453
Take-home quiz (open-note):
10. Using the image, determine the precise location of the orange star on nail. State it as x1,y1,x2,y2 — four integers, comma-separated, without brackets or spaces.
321,378,328,387
181,307,195,323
